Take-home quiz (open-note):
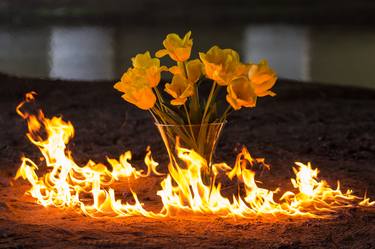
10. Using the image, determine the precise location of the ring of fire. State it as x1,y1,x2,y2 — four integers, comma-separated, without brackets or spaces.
14,92,374,219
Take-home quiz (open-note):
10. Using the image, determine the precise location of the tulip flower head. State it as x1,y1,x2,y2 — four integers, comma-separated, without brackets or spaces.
156,31,193,62
115,31,277,124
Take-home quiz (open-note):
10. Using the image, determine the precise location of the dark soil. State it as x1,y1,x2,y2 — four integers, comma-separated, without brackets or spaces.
0,73,374,249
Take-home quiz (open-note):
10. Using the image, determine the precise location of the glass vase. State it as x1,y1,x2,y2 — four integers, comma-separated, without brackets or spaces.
155,122,225,183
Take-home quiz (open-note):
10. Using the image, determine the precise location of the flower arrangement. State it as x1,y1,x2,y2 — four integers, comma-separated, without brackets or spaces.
115,31,277,124
114,31,277,171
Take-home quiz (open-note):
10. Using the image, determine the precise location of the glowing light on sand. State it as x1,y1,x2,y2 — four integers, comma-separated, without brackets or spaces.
15,92,374,218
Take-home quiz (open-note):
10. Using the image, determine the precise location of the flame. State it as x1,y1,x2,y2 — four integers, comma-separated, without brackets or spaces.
14,92,374,219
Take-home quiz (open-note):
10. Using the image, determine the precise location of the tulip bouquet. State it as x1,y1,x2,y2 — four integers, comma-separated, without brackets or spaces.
114,31,277,172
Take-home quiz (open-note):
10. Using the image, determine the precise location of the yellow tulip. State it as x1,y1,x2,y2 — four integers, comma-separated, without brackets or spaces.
186,59,202,83
226,77,257,110
164,74,194,105
199,46,247,86
248,60,277,97
155,31,193,62
114,68,156,110
164,59,201,105
131,51,166,87
168,59,202,83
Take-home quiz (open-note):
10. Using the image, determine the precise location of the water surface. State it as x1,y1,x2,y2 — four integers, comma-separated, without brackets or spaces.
0,24,374,88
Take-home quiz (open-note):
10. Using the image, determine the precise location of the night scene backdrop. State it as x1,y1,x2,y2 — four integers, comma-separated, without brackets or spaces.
0,1,374,249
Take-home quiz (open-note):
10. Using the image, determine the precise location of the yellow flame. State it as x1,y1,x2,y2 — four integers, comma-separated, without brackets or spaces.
14,92,373,218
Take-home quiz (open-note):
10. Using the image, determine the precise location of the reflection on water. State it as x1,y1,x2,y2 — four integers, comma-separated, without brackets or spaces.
0,25,374,88
244,25,310,81
50,27,115,80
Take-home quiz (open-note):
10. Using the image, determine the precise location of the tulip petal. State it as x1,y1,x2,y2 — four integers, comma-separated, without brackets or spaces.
187,59,202,83
169,66,181,75
226,77,257,110
155,49,168,58
200,46,243,86
123,87,156,110
183,31,192,43
164,74,193,105
114,81,126,93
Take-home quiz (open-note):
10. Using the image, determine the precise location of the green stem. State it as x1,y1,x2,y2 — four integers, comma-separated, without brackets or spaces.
178,62,188,78
149,109,158,123
183,104,192,126
154,87,165,111
180,61,200,124
220,105,232,122
202,81,217,123
183,103,196,146
150,107,169,125
152,106,195,147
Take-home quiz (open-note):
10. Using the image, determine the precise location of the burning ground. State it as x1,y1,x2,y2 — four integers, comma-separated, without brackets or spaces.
0,73,374,248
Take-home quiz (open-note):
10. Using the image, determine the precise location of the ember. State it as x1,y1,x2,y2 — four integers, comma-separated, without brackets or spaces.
14,92,374,218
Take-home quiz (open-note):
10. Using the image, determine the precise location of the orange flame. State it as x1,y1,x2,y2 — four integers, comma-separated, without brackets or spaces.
15,92,374,218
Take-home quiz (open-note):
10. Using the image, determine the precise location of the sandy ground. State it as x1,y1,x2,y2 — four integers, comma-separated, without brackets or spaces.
0,73,374,248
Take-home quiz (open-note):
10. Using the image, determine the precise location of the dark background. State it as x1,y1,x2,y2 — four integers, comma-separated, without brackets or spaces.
1,0,375,25
0,0,375,88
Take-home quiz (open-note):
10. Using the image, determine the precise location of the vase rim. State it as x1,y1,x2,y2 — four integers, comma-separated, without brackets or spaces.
155,120,227,127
